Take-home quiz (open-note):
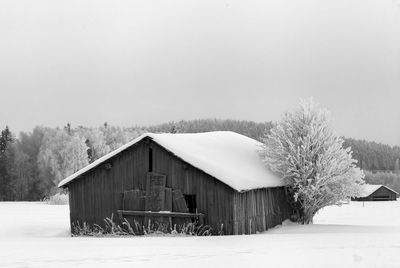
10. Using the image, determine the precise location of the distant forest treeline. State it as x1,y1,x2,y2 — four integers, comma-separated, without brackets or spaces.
0,119,399,201
344,138,400,172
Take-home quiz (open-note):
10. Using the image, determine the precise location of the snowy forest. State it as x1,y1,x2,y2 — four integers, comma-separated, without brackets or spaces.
1,119,400,201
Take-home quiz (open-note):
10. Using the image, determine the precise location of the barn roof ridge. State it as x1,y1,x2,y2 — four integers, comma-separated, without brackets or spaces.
58,131,285,191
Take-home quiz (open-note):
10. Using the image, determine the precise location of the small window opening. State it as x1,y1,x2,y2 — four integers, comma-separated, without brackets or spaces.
184,194,197,214
148,147,153,172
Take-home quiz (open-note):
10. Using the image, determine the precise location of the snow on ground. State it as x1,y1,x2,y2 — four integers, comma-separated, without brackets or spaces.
1,201,400,268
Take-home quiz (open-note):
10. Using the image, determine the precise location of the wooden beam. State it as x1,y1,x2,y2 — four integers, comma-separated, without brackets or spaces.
117,210,204,219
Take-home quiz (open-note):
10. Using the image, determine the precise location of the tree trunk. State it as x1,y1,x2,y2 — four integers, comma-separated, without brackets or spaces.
302,208,317,224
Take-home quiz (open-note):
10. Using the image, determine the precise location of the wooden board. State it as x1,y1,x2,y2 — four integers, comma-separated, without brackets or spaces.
145,173,166,212
123,189,145,211
172,189,189,213
144,172,167,227
165,187,172,211
118,210,204,218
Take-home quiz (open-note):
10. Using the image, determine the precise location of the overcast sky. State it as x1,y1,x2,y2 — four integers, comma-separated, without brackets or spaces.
1,0,399,145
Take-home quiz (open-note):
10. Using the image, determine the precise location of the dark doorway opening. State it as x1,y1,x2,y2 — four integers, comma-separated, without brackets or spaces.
184,194,197,214
148,148,153,172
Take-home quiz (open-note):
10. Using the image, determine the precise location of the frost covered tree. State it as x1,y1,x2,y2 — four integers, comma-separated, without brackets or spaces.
260,99,365,224
100,124,130,151
75,127,110,163
38,128,89,186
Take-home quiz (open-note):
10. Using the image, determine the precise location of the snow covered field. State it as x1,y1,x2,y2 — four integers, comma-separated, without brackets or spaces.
1,201,400,268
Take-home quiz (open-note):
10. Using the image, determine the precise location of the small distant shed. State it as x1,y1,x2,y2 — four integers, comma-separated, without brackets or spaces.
58,131,291,235
352,184,398,201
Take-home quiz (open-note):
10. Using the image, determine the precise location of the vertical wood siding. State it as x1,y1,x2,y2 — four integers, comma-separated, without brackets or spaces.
68,138,235,234
233,187,290,235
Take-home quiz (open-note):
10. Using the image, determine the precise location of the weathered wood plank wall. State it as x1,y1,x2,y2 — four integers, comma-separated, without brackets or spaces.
233,187,290,235
68,140,150,228
68,138,235,234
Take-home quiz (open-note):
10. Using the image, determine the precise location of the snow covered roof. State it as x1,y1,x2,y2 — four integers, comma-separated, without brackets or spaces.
358,184,399,198
58,131,285,191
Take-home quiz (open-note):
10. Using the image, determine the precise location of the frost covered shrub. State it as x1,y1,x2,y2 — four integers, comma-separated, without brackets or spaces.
44,192,69,205
71,214,213,236
170,222,213,236
260,99,365,224
72,216,136,236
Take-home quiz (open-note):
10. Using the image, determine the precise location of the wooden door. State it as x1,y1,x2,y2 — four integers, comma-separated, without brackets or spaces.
144,172,167,228
145,172,166,212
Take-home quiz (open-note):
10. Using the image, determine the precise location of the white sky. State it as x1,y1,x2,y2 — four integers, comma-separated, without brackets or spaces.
1,0,399,145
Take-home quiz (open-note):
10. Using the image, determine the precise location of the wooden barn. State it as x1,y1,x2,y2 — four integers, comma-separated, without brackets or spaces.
352,184,398,201
58,131,291,235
